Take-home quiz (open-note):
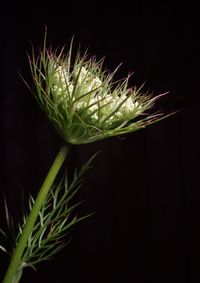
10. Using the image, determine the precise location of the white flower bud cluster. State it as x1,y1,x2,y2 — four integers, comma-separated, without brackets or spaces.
75,66,102,93
30,43,167,144
52,66,73,103
52,65,143,126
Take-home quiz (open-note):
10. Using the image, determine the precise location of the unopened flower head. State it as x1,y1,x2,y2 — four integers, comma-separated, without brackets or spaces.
28,40,168,145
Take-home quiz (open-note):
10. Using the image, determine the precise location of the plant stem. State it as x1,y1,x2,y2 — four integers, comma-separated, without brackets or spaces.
2,144,71,283
12,269,22,283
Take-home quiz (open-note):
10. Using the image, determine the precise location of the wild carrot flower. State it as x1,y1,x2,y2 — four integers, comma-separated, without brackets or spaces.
28,41,167,144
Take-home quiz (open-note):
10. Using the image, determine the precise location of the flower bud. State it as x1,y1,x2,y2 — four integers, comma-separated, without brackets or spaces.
28,42,168,144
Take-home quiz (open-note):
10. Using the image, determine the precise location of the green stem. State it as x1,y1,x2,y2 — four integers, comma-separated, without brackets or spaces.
2,144,71,283
12,269,22,283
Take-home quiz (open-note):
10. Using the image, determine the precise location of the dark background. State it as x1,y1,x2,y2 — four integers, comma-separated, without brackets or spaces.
0,1,199,282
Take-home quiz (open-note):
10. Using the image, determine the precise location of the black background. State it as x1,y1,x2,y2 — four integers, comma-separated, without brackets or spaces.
0,1,199,282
